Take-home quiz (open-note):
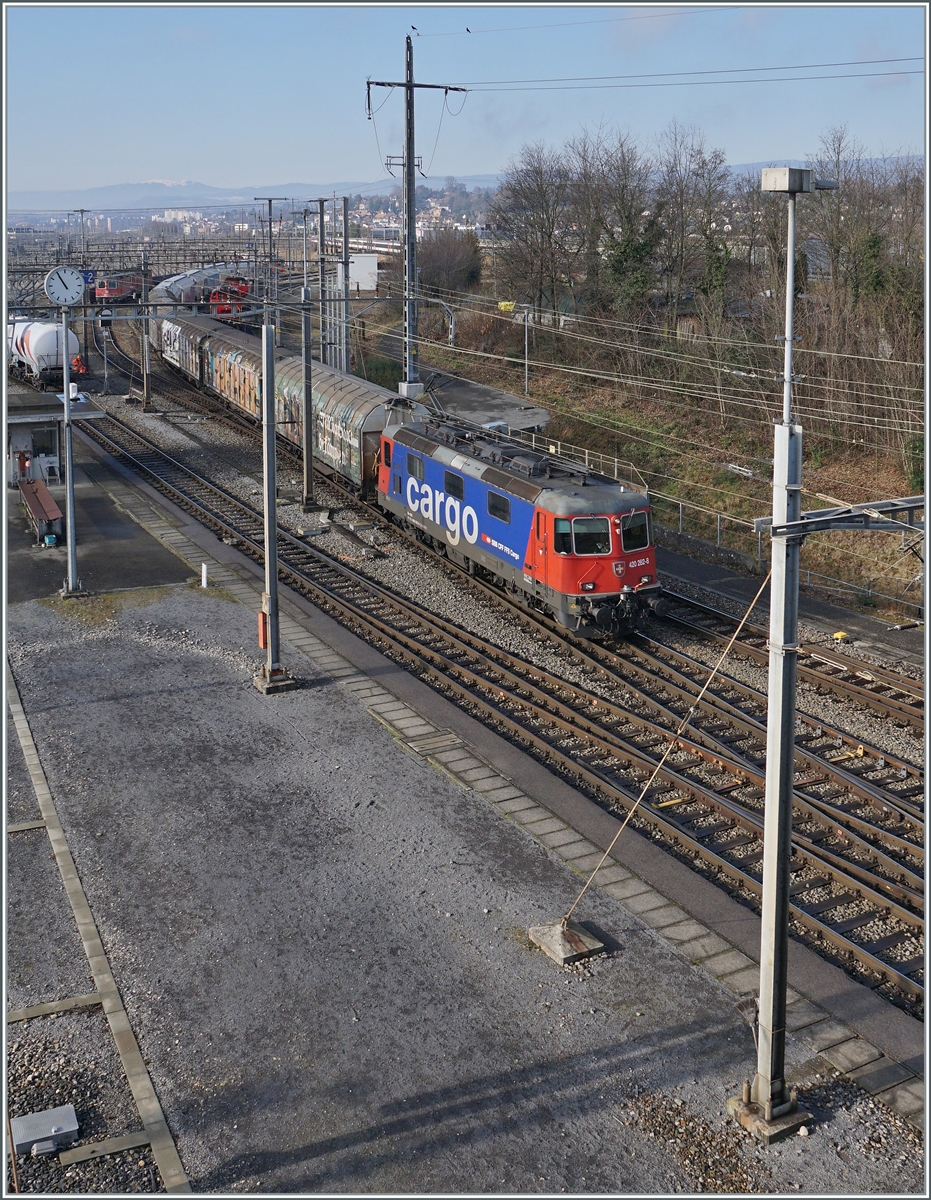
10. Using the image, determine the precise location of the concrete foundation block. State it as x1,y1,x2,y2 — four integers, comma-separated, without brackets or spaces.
529,920,604,966
726,1096,812,1146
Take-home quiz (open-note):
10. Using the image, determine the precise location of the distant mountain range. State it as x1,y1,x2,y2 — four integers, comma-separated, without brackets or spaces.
7,175,504,213
14,158,917,214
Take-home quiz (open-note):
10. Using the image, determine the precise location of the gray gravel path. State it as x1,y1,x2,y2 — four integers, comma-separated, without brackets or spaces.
6,708,38,824
6,1009,159,1194
6,827,95,1010
6,586,924,1194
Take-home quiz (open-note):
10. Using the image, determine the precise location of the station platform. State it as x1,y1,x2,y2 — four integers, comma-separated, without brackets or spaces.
5,430,924,1193
6,437,192,604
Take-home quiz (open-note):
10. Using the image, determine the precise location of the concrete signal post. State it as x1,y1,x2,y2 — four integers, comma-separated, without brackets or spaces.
254,323,298,695
43,267,87,598
728,167,836,1143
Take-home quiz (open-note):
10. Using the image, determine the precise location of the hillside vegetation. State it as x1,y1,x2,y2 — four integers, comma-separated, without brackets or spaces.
354,123,924,612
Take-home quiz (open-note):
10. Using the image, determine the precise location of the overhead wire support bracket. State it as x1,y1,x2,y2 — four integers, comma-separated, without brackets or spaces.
755,495,925,538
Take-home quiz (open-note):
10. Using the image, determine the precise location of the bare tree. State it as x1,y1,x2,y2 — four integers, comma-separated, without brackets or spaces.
417,228,482,294
488,142,571,323
652,121,727,329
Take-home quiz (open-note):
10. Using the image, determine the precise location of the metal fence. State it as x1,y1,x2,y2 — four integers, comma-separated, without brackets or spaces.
507,426,925,617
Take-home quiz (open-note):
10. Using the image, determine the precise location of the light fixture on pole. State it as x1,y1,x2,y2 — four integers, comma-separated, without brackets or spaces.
44,267,87,598
728,166,836,1144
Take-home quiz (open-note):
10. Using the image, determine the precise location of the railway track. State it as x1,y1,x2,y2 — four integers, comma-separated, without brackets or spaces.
94,321,307,468
660,591,923,729
97,319,924,732
76,412,925,1008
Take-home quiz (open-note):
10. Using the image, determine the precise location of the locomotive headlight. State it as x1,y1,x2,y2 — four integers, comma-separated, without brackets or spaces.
640,574,653,584
580,581,596,591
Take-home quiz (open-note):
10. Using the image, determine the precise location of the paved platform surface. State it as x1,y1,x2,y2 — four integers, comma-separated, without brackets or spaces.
6,439,192,604
5,433,924,1193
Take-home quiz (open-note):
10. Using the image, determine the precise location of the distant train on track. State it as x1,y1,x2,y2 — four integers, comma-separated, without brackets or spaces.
149,312,666,635
95,273,143,303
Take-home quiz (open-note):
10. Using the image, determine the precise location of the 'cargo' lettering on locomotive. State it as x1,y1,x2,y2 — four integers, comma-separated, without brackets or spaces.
405,478,479,546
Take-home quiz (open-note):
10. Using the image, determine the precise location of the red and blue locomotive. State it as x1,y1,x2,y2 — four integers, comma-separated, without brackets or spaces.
379,418,667,635
149,313,667,637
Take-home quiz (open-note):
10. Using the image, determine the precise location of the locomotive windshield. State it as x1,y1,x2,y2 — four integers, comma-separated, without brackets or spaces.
573,517,611,555
554,517,611,555
621,511,650,552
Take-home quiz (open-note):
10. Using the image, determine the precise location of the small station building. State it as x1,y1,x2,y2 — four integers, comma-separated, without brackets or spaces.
6,380,105,545
6,381,104,487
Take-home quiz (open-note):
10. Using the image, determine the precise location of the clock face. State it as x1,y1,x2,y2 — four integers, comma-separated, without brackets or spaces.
44,266,86,306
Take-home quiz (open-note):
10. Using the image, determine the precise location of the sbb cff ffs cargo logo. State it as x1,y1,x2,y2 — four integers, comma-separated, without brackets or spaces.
405,477,479,547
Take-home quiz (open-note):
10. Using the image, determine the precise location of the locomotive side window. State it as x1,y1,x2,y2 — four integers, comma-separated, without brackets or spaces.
407,453,424,481
621,511,650,552
487,491,510,523
444,471,464,500
573,517,610,555
383,440,392,468
554,518,572,554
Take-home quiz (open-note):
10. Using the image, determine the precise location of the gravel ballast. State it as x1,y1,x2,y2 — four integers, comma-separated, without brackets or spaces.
6,582,924,1194
89,390,924,762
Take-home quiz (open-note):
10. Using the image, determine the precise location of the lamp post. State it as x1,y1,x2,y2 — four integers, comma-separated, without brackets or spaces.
60,309,81,595
729,167,837,1143
521,305,530,395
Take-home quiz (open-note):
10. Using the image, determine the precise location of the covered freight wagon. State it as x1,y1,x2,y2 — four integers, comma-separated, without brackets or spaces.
276,359,412,494
153,315,427,492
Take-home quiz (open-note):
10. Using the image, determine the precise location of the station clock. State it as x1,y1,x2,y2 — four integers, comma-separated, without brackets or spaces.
44,266,86,306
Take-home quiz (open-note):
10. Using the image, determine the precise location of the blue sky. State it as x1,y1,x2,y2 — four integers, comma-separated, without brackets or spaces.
5,3,926,191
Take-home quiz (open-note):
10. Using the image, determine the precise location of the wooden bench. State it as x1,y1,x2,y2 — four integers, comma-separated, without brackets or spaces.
19,480,63,545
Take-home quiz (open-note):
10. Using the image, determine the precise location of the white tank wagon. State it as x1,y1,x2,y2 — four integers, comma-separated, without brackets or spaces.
7,320,80,385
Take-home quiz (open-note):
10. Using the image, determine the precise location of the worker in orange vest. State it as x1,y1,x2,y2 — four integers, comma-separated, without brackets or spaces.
71,354,87,376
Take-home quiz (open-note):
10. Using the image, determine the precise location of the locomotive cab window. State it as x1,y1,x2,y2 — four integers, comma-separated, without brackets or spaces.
621,511,650,552
444,471,464,500
573,517,611,555
554,518,572,554
382,440,392,468
487,491,510,523
407,453,424,481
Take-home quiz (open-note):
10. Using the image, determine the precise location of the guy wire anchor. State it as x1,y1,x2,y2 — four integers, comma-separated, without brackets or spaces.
528,915,604,966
